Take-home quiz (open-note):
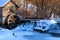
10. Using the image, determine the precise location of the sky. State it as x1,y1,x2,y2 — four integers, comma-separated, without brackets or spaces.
0,0,9,7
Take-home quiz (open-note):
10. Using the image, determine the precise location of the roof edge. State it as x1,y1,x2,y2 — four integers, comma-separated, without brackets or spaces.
0,0,10,7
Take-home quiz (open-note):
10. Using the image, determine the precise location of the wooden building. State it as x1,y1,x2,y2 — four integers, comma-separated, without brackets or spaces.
0,0,60,29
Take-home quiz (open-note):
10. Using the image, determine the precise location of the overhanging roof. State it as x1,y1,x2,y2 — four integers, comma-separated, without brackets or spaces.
0,0,10,7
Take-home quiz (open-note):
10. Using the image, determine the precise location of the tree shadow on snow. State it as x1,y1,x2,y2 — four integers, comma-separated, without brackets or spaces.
50,33,60,37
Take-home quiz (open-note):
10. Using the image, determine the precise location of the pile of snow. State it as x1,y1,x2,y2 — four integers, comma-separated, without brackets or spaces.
37,20,57,26
13,22,35,31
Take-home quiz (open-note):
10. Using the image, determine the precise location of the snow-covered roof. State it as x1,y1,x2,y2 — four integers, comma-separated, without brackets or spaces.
0,0,10,7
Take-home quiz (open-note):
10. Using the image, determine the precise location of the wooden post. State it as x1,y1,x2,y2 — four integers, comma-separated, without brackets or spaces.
0,7,2,26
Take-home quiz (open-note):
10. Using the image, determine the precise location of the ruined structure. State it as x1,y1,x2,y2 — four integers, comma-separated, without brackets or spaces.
0,0,60,29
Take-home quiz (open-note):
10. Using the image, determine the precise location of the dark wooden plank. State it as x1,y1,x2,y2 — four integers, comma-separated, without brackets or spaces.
0,7,2,26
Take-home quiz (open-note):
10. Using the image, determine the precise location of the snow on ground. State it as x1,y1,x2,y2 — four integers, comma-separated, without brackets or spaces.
0,21,60,40
0,28,50,40
46,37,60,40
0,26,60,40
0,27,28,40
13,22,35,31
